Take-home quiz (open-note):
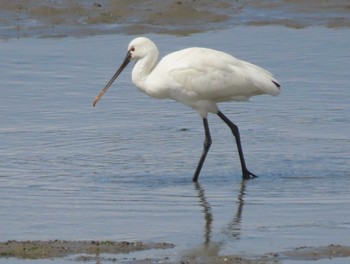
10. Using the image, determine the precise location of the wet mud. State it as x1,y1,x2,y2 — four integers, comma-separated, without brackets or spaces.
1,240,350,263
1,0,350,38
0,240,174,259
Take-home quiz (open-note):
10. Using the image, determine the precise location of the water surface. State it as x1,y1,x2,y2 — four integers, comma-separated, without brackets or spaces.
0,26,349,263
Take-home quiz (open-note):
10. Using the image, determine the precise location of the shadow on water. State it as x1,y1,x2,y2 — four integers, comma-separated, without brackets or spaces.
190,180,248,257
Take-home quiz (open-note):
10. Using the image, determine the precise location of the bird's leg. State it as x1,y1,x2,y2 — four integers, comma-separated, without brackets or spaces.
217,111,257,179
192,118,212,182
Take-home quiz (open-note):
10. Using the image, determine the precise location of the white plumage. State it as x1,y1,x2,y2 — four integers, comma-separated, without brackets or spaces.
93,37,281,182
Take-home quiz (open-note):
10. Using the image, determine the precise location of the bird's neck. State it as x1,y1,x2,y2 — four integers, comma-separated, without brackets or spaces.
132,50,158,88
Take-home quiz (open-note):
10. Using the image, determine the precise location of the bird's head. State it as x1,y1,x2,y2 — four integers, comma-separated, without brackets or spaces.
127,37,158,60
92,37,158,107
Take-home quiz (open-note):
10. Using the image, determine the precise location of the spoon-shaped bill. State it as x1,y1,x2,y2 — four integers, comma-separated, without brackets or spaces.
93,51,132,107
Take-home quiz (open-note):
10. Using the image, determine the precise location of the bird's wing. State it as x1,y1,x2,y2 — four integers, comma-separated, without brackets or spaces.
162,48,280,102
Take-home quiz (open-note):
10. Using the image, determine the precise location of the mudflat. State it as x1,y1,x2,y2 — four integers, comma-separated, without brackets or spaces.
1,0,350,38
1,240,350,263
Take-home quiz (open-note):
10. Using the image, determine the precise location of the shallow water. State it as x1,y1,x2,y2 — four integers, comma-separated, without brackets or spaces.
0,26,349,263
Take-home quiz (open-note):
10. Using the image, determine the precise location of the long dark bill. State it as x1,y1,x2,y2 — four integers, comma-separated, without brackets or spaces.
93,51,132,107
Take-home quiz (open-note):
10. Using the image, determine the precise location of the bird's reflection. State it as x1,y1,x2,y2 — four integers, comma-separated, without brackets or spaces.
189,182,219,257
194,182,213,244
194,180,247,246
227,179,247,240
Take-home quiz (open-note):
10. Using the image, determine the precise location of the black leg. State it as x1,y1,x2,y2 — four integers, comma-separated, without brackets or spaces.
217,111,257,179
192,118,212,182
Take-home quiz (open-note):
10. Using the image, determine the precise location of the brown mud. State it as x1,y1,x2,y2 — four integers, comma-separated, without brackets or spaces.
0,240,174,259
1,240,350,263
1,0,350,38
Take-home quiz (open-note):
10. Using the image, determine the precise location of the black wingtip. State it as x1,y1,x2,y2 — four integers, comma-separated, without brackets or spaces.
272,80,281,89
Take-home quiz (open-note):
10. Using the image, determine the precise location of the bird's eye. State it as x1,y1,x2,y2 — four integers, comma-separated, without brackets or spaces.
130,47,135,52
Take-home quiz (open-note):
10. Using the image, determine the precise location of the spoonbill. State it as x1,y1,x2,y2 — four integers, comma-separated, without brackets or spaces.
93,37,280,182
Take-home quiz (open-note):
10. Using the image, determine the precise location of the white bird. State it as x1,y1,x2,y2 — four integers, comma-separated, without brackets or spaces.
93,37,280,182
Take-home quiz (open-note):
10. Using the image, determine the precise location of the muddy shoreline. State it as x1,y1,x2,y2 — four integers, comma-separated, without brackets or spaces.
1,240,350,263
0,240,174,259
1,0,350,38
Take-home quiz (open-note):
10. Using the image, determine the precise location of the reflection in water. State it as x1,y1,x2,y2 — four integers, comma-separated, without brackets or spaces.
194,180,247,256
194,182,213,244
190,182,219,257
227,180,247,240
